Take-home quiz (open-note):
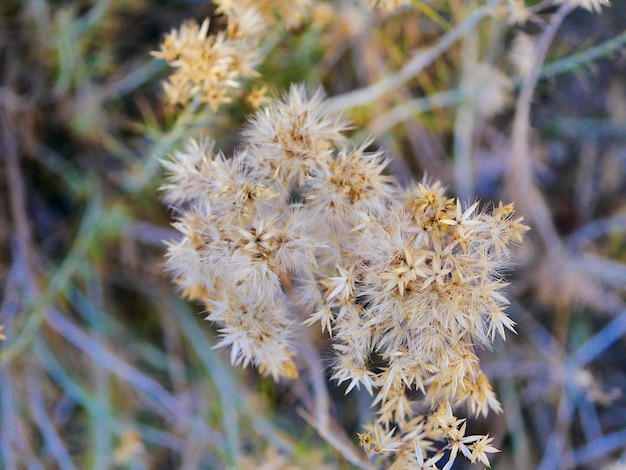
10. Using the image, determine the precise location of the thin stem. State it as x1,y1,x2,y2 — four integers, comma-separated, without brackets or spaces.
281,272,369,468
564,429,626,468
537,385,575,470
1,104,33,271
0,198,106,366
507,2,576,249
172,298,242,462
0,367,17,470
26,372,77,470
46,309,183,421
568,308,626,368
453,3,479,200
540,31,626,80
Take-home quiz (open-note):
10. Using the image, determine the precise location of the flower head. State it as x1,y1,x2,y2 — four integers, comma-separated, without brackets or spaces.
162,84,526,467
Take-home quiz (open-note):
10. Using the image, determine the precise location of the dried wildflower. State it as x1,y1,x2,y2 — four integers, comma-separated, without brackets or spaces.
358,425,402,458
152,10,267,110
425,402,500,469
162,85,349,380
243,85,350,187
307,140,398,222
468,434,499,467
162,85,527,467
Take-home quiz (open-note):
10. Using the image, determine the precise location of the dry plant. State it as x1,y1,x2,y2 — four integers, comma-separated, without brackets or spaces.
2,0,625,468
151,0,626,467
161,84,527,469
151,8,267,110
154,0,626,467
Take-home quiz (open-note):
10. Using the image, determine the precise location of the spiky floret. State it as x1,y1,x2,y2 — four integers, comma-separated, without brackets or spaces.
243,85,350,188
162,85,363,380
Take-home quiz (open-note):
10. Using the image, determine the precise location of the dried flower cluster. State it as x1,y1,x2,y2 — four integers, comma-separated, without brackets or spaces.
152,0,433,110
162,85,528,468
152,5,269,110
151,0,322,111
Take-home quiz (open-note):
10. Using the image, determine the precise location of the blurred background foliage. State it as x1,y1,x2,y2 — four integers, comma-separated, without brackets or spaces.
1,0,626,468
